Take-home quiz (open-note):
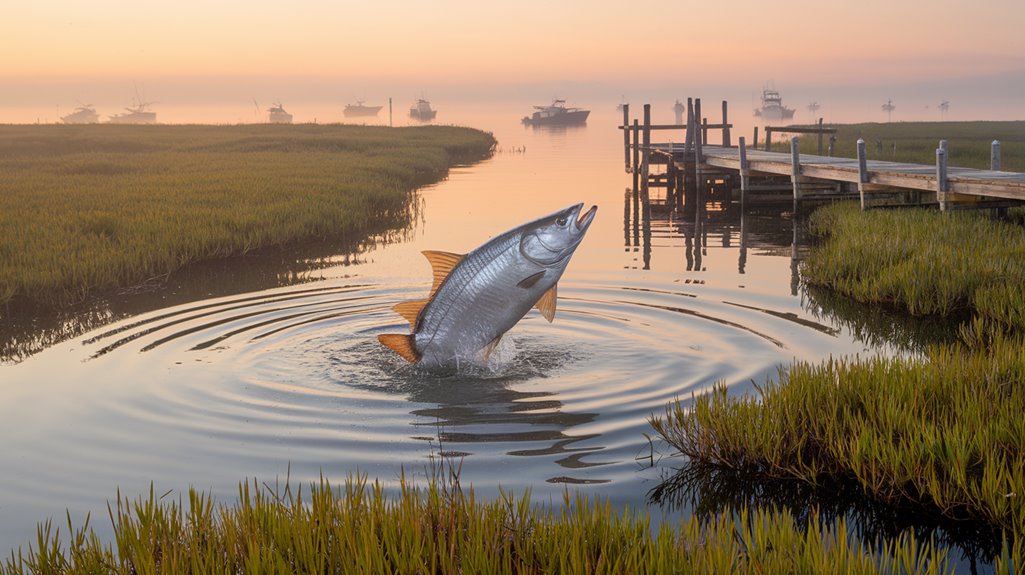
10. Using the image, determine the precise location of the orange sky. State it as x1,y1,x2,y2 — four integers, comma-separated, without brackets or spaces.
4,0,1025,115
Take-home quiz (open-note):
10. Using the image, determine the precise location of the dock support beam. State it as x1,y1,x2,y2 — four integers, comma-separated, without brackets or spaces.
738,136,749,211
622,104,630,172
641,104,651,237
790,137,802,202
992,140,1002,171
721,100,731,147
857,138,868,210
937,140,949,211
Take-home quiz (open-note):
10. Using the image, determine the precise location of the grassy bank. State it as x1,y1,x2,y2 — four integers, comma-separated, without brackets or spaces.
652,202,1025,568
2,475,958,574
775,120,1025,172
802,202,1025,331
0,124,495,309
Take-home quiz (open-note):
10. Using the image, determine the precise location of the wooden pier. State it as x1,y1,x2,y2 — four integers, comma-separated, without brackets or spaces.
621,100,1025,213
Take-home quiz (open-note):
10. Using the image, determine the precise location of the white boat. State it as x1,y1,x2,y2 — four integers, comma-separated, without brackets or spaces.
754,86,795,120
61,105,100,124
409,98,436,121
521,99,589,126
344,100,383,118
108,101,156,124
266,102,293,124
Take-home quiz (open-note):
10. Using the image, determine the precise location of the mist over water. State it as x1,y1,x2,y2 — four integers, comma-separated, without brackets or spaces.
0,101,984,565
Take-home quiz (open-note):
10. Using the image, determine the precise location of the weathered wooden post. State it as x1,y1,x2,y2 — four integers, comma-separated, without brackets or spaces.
632,119,640,237
739,136,749,211
694,98,703,163
702,117,709,146
857,138,869,210
817,118,824,156
721,100,731,147
753,126,759,150
991,140,1002,171
936,140,949,211
642,104,652,235
790,136,802,203
622,104,630,172
764,127,773,151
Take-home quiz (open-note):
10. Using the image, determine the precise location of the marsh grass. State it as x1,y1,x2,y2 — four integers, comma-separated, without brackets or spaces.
2,472,959,574
776,121,1025,172
0,124,496,309
651,330,1025,569
802,202,1025,331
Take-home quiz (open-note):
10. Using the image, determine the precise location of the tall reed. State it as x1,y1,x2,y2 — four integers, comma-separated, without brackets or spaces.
2,474,957,574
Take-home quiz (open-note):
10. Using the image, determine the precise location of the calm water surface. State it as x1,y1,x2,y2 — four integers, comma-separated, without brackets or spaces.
0,103,921,556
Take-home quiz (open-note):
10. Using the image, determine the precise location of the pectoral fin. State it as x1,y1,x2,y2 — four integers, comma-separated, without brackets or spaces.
422,250,465,296
535,285,558,322
392,299,428,327
377,333,420,363
517,271,546,289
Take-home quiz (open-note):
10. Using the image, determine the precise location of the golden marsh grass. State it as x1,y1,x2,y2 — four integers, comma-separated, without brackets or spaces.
0,124,496,309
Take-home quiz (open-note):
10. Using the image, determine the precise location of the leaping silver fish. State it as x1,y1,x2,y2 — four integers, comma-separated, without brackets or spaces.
378,203,597,369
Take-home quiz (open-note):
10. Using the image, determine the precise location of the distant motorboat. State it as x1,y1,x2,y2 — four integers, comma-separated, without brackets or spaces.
409,98,436,121
753,86,795,121
266,102,293,124
344,100,383,118
521,99,589,126
109,101,156,125
61,105,99,124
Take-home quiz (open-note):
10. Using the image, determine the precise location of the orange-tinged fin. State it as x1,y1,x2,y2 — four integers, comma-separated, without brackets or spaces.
392,299,428,327
536,285,558,323
422,250,465,296
377,333,420,363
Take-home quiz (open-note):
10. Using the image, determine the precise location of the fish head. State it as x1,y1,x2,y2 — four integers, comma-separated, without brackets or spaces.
519,203,597,266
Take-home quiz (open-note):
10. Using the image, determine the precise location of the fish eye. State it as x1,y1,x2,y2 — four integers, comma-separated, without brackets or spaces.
556,216,568,226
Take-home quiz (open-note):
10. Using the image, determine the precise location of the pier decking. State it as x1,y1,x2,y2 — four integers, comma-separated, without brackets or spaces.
622,101,1025,212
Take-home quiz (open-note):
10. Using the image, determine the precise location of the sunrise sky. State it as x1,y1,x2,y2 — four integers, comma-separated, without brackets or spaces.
4,0,1024,121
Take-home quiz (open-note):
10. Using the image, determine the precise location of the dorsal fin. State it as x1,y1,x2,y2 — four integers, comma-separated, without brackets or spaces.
377,333,420,363
422,250,465,296
535,285,558,323
392,299,428,327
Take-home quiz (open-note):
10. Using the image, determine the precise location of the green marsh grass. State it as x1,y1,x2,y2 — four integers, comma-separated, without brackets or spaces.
802,202,1025,331
777,120,1025,172
2,474,958,574
0,124,496,309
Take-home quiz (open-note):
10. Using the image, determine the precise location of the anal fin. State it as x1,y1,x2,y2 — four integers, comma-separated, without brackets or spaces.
377,333,420,363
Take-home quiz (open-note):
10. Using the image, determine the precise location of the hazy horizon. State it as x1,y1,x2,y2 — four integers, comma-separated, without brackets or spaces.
4,0,1024,124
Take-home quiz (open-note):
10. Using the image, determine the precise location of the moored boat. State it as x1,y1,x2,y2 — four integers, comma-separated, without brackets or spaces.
409,98,436,121
344,100,383,118
521,99,589,126
61,105,100,124
753,86,795,120
266,102,293,124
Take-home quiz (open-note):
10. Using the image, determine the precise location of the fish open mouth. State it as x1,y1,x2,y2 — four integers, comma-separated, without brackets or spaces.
574,204,598,232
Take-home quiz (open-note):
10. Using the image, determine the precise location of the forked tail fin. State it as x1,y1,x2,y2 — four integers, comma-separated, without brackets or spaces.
377,333,420,363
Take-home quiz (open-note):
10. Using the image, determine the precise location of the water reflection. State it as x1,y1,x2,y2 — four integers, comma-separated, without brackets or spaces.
649,462,1001,571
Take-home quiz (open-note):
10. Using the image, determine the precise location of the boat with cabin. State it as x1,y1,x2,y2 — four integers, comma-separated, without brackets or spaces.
344,100,383,118
753,86,795,121
61,105,100,124
266,102,293,124
108,101,156,124
521,99,590,126
409,98,436,121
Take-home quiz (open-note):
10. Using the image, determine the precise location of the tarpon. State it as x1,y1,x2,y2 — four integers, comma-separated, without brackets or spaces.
378,203,597,369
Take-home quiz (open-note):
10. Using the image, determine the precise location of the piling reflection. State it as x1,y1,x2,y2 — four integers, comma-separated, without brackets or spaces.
649,462,1002,570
